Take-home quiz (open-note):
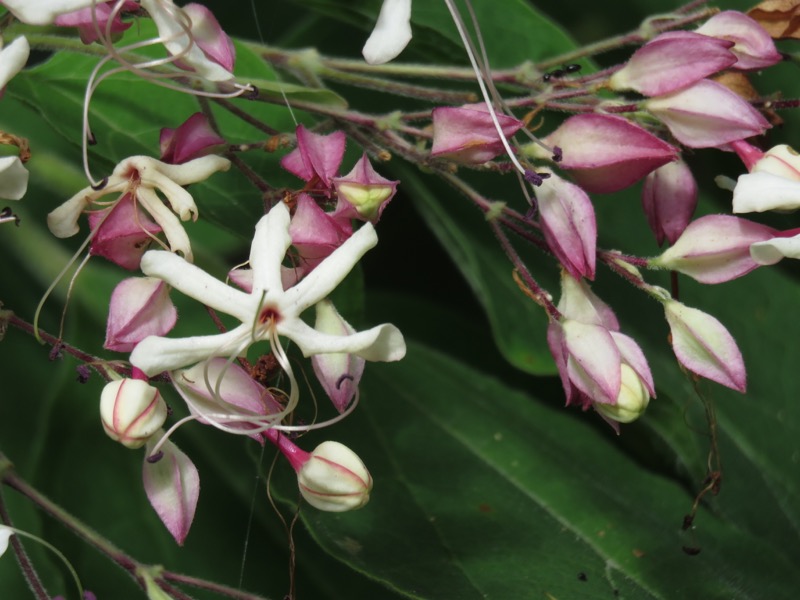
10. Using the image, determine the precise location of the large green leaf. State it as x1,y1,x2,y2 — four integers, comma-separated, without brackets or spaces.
298,339,799,599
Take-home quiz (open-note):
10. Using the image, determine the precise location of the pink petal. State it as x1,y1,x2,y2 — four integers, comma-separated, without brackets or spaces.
544,114,678,193
537,174,597,280
641,159,698,245
105,277,177,352
430,103,523,164
610,31,737,96
160,112,225,165
143,438,200,545
646,80,770,148
88,193,162,270
280,125,346,188
696,11,782,71
664,300,746,392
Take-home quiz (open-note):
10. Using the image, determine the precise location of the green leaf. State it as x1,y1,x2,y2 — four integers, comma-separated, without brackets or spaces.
397,164,557,375
299,340,800,599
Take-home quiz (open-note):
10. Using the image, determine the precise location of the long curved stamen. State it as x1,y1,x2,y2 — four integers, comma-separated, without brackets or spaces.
146,413,200,459
442,0,526,176
33,203,118,342
81,0,252,183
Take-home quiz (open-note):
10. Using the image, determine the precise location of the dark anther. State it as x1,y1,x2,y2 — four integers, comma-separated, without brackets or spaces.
577,572,588,582
336,373,355,390
524,170,551,186
682,514,694,530
87,131,97,146
146,451,164,463
49,342,64,361
564,63,582,74
90,177,109,191
243,84,259,100
542,73,552,82
166,403,174,417
552,146,563,162
76,365,91,384
681,546,702,556
524,200,538,221
0,207,11,218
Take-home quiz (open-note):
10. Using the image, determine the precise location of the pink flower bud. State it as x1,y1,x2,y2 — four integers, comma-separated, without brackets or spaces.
183,3,236,73
87,193,163,270
105,277,177,352
641,159,698,245
537,172,597,280
430,103,523,165
54,1,138,44
173,358,283,441
311,300,366,413
289,194,352,273
333,154,398,223
695,11,782,71
100,379,168,449
663,299,746,392
143,437,200,545
160,112,225,165
297,441,372,512
651,214,778,283
281,125,346,189
610,31,737,96
645,80,770,148
549,320,622,407
556,271,619,330
594,364,651,425
536,114,678,193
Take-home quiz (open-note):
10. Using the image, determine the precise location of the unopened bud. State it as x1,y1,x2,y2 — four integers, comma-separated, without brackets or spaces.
297,441,372,512
595,364,650,423
100,379,168,449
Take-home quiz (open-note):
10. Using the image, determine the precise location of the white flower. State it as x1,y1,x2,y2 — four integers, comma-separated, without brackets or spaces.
0,35,29,89
129,201,406,376
47,155,230,263
140,0,234,82
362,0,412,65
0,1,97,25
0,156,28,200
0,524,12,557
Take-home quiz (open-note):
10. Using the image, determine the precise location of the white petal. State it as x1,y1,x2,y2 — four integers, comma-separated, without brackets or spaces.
136,188,194,262
751,235,800,265
130,326,251,376
250,203,292,293
0,156,28,200
139,0,234,82
362,0,413,65
280,317,406,362
0,36,29,89
733,172,800,213
282,223,378,315
138,168,198,222
157,155,231,186
0,525,13,557
0,1,95,25
140,250,252,322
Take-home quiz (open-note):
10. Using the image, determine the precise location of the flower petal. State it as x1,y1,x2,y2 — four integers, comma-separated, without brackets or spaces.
250,202,292,293
282,223,378,314
362,0,413,65
143,437,200,545
140,251,252,321
279,318,406,362
130,326,250,376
